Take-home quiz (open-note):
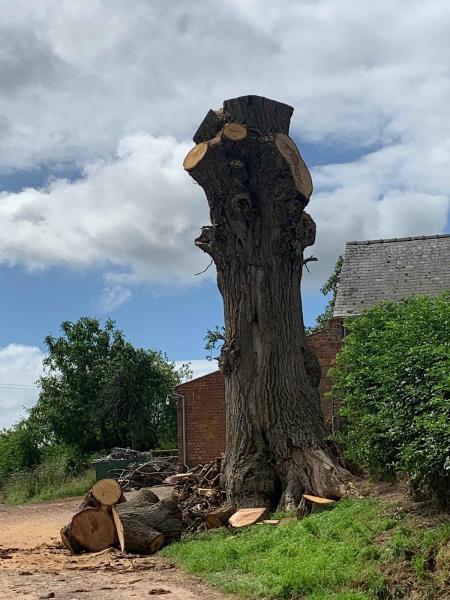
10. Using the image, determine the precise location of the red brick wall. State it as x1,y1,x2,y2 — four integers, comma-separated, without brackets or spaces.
176,319,343,466
306,318,344,428
177,370,226,467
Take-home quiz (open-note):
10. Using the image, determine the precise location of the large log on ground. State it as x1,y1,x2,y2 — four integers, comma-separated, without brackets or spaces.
61,508,118,553
112,498,183,554
125,488,159,509
112,510,165,554
78,478,126,510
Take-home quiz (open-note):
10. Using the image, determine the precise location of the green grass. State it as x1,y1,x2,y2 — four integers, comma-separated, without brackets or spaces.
163,499,450,599
0,462,95,505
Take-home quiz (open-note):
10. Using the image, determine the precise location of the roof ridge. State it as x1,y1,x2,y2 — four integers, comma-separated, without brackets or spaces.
347,233,450,245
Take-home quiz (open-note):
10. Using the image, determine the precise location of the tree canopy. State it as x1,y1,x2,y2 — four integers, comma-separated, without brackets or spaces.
29,317,187,453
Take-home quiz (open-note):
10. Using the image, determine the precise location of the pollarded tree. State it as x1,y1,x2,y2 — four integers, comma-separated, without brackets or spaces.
184,95,349,509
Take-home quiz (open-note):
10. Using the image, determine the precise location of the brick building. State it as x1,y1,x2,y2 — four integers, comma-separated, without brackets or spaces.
177,234,450,467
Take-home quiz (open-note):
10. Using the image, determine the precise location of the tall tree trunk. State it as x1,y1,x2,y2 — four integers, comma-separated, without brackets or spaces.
184,95,349,510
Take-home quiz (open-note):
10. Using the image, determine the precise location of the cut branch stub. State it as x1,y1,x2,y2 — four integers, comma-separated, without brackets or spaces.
275,134,313,203
222,122,248,141
183,141,209,171
193,108,224,143
301,213,316,249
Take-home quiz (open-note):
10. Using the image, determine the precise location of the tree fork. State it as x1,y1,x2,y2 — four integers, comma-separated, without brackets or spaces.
184,95,350,510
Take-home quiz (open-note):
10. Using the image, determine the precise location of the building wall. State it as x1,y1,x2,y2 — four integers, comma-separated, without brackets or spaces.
306,318,344,429
176,319,343,466
177,370,226,467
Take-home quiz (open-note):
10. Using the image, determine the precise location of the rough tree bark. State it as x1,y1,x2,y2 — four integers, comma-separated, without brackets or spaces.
184,95,349,510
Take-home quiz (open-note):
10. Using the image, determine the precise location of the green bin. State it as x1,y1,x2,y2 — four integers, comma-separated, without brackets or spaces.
93,459,135,481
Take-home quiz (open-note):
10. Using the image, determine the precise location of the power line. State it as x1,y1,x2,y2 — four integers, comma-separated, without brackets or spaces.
0,383,39,389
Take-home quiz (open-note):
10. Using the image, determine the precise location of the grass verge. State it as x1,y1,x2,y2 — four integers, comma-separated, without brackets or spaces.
163,499,450,599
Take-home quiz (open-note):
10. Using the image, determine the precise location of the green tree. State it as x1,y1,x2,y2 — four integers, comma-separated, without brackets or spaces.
331,293,450,506
306,256,343,334
0,420,41,474
30,317,184,453
101,343,189,450
30,318,122,452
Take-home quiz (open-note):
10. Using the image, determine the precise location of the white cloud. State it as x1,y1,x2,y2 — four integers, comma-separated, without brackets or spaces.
98,285,132,313
0,134,210,284
0,344,44,429
303,144,450,286
0,1,449,288
1,0,450,167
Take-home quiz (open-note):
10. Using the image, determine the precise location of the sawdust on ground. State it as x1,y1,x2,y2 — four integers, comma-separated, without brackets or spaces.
0,487,233,600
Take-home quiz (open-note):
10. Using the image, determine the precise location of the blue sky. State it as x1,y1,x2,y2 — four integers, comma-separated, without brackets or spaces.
1,0,450,428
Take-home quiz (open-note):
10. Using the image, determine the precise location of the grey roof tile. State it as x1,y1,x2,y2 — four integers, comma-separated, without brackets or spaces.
333,234,450,317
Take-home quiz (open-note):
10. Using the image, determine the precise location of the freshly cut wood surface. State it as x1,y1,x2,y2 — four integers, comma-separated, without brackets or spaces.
78,478,125,511
183,142,208,171
91,478,123,506
112,507,165,554
302,494,336,505
222,122,247,141
262,519,280,526
204,504,235,529
229,507,269,529
70,508,118,552
275,133,313,200
197,488,215,498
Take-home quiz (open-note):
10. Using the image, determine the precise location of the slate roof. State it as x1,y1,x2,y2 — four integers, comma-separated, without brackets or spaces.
333,234,450,317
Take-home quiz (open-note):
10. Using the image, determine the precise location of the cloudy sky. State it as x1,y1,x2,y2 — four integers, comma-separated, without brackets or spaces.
1,0,450,428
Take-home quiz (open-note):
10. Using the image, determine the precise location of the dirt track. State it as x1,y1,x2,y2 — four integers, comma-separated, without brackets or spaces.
0,489,232,600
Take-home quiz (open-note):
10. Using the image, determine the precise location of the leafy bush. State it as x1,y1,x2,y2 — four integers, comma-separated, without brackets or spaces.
331,293,450,505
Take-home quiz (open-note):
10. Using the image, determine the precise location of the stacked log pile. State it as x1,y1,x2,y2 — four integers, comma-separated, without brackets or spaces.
171,457,234,535
117,457,177,490
60,481,182,556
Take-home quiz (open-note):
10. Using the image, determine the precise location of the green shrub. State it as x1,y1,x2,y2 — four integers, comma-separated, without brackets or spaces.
0,420,41,474
0,446,94,504
331,293,450,505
